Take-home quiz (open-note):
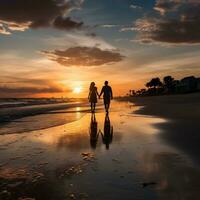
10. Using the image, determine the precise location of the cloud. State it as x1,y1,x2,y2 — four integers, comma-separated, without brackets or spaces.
42,46,124,67
130,4,142,10
0,84,67,97
0,25,11,35
133,0,200,45
0,77,55,85
120,27,135,32
98,24,119,28
0,76,71,97
0,86,63,94
154,0,181,15
0,0,84,35
53,16,83,30
85,32,97,37
45,33,116,50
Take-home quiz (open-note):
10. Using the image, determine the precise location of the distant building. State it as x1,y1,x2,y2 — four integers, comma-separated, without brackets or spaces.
173,80,183,93
181,76,197,92
196,78,200,91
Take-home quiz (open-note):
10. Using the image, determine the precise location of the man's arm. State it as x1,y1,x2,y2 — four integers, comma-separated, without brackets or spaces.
99,87,104,98
110,87,113,99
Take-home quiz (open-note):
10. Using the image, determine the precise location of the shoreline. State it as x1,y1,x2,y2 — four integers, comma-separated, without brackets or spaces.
118,93,200,165
0,101,88,124
118,92,200,120
0,98,87,109
0,101,104,135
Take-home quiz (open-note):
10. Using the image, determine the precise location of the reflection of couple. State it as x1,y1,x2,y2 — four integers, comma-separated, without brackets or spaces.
89,113,99,149
88,81,113,113
89,113,113,150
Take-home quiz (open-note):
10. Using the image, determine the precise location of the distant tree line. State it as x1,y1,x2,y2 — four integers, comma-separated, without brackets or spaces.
128,76,200,97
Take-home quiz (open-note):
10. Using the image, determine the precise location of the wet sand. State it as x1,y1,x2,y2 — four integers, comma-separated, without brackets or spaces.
0,101,200,200
123,93,200,165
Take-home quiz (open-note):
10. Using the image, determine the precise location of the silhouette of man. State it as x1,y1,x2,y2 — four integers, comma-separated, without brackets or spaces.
99,81,113,113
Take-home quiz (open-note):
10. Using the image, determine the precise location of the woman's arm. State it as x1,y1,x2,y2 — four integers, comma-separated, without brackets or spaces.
88,91,91,99
95,88,100,97
96,89,100,97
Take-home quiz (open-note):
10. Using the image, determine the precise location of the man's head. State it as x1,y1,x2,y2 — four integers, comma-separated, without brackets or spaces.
105,81,108,86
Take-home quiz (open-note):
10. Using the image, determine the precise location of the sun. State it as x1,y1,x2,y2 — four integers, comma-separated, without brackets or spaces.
73,86,82,94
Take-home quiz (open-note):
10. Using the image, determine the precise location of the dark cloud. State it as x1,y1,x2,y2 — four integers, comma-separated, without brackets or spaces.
0,86,63,94
0,0,84,34
0,77,49,84
42,46,124,67
134,0,200,45
154,0,181,15
0,78,70,97
53,16,83,30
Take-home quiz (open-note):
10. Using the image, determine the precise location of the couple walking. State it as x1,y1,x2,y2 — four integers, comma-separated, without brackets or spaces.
88,81,113,113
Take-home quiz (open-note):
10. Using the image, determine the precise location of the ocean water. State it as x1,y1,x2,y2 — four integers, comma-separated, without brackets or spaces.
0,98,75,108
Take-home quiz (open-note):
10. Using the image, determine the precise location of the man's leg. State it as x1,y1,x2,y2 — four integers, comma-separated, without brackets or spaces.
105,101,110,113
107,102,110,110
105,104,109,113
104,99,106,111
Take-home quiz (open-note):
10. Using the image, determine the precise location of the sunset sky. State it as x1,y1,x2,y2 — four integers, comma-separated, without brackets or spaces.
0,0,200,98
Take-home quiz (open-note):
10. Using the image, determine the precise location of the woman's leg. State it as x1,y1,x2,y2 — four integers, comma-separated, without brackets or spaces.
94,103,96,112
92,103,96,112
91,103,93,112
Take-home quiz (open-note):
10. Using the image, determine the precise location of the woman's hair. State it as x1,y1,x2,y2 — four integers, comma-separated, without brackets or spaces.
90,82,95,91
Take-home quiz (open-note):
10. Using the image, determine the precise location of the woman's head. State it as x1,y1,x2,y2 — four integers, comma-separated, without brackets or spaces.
90,82,95,90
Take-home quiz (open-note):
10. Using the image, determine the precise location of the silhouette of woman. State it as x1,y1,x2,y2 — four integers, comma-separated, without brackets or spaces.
89,113,99,149
100,113,113,150
88,82,99,113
